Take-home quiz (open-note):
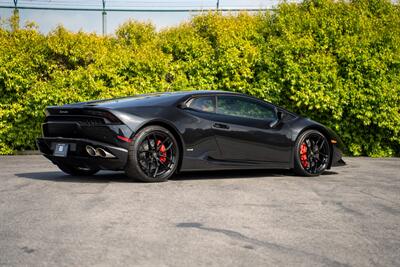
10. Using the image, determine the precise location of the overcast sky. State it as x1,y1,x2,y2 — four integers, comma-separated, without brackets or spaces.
0,0,285,34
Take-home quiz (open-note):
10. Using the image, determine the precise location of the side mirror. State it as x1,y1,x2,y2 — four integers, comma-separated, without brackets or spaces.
269,111,283,128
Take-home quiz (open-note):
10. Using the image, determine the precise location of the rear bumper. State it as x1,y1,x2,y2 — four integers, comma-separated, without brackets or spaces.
37,137,129,170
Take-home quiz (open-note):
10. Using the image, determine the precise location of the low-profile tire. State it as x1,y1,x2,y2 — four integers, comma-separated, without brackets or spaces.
125,125,180,182
293,129,331,176
56,163,99,176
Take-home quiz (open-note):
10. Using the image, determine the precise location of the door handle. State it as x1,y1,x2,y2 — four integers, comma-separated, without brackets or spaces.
213,123,230,130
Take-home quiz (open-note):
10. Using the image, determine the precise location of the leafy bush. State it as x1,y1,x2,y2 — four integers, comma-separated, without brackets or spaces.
0,0,399,156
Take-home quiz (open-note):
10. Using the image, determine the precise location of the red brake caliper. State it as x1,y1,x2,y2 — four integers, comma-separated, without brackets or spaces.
156,140,167,163
300,143,309,168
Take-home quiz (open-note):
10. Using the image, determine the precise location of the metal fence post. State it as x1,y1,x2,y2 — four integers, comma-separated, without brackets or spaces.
102,0,107,35
12,0,19,31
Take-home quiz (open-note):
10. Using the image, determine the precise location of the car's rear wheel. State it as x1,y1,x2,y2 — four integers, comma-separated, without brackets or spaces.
294,129,331,176
56,163,99,176
125,125,179,182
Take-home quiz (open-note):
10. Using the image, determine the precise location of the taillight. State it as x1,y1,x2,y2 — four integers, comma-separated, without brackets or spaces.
85,109,122,123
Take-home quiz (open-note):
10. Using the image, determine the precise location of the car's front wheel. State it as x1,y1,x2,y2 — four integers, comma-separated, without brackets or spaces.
125,125,179,182
294,129,331,176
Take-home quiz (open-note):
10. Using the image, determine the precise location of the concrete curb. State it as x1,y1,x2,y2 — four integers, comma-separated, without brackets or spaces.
14,150,41,155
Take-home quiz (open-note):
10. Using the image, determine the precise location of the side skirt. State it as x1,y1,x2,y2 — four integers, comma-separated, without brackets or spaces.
180,156,291,172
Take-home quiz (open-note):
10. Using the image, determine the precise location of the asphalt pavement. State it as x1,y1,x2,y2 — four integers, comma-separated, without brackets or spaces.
0,156,399,267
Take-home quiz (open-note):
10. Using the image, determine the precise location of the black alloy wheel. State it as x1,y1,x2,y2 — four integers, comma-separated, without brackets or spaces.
294,130,331,176
125,125,179,182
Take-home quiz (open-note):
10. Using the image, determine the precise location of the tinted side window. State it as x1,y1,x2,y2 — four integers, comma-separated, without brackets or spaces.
187,96,215,113
217,96,276,120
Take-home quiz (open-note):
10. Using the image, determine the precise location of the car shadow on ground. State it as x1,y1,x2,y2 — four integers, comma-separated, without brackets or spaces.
15,171,133,183
15,169,338,183
174,169,292,181
174,169,338,181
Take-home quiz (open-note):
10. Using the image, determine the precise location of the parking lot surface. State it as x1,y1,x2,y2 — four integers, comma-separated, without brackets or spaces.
0,156,399,267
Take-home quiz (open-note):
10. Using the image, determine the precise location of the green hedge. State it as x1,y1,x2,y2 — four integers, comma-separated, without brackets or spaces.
0,0,399,156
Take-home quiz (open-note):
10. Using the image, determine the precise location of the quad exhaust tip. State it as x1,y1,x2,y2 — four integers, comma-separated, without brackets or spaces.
86,145,97,156
95,148,115,158
85,145,115,158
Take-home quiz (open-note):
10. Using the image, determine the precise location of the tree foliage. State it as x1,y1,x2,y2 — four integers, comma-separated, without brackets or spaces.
0,0,399,156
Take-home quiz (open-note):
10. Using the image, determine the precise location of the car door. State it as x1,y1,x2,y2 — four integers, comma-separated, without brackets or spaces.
180,95,222,160
212,95,292,164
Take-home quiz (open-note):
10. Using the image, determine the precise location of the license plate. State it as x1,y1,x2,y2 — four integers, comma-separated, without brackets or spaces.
53,143,69,157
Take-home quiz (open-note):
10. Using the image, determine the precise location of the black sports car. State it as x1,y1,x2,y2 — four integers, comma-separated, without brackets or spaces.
37,90,345,182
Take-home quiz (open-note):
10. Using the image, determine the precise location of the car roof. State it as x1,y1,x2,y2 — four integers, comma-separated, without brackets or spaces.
61,90,238,108
59,90,276,111
83,90,239,104
148,90,241,97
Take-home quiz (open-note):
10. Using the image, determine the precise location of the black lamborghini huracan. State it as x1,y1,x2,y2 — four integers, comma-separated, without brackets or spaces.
37,90,345,182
